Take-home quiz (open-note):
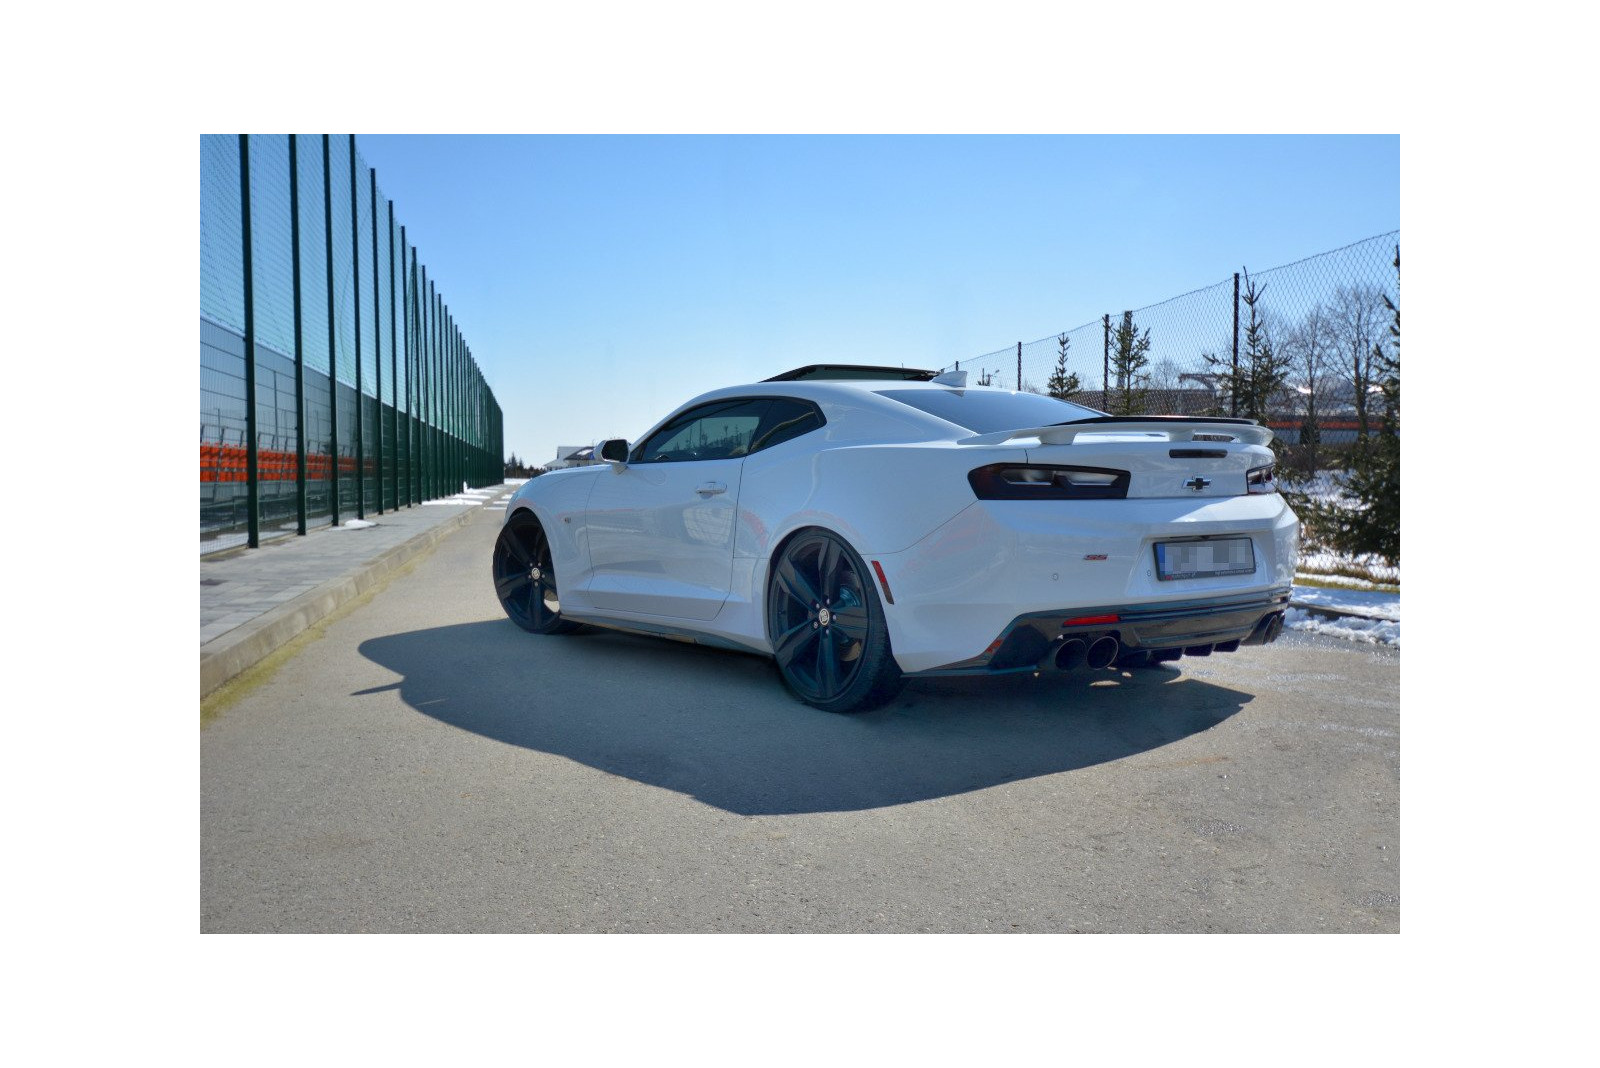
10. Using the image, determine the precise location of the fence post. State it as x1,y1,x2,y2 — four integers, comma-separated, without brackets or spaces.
290,135,307,536
449,321,457,491
424,278,433,501
433,286,442,500
239,135,260,549
1231,271,1240,417
412,247,420,504
444,308,452,493
322,135,340,528
1102,314,1110,408
425,273,434,500
419,265,425,502
349,135,364,520
1015,342,1021,393
455,325,463,489
388,201,398,510
371,166,383,515
395,228,406,505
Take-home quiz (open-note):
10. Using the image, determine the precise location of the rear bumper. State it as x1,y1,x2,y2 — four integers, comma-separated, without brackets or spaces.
873,494,1298,674
906,587,1291,677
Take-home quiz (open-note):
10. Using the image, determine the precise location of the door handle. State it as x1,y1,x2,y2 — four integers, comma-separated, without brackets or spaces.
695,482,727,496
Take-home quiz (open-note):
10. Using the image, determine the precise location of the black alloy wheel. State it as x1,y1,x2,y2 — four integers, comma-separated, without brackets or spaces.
493,512,581,635
766,529,902,713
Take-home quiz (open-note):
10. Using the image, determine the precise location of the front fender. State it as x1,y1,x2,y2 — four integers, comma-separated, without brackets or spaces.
505,468,603,582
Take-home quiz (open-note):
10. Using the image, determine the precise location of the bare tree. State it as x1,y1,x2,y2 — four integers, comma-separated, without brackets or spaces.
1331,283,1387,436
1283,301,1337,476
1147,356,1184,410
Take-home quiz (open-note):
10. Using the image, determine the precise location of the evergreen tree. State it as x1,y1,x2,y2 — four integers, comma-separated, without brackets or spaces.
1315,248,1400,564
1107,311,1151,414
1201,271,1291,452
1046,333,1082,400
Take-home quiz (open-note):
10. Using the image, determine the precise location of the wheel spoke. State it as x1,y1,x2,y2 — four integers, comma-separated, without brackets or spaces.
830,604,869,639
816,539,839,600
773,618,816,668
776,555,820,608
815,626,840,694
495,571,531,600
502,533,535,570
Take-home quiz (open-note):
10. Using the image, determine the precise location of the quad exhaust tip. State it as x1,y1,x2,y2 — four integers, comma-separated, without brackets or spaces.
1086,635,1121,670
1053,638,1088,671
1047,634,1121,672
1242,611,1287,646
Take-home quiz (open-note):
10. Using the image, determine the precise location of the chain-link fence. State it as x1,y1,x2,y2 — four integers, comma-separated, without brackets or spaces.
201,135,504,555
952,232,1401,584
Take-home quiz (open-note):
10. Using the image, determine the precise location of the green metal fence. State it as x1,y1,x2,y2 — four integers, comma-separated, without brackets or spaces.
200,134,504,555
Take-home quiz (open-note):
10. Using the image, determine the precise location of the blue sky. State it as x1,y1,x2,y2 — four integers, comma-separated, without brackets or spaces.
357,135,1398,465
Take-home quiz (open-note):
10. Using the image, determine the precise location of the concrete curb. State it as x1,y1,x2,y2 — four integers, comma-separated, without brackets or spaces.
200,506,480,698
1288,599,1399,623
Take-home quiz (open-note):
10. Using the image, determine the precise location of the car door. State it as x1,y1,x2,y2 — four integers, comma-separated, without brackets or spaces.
582,398,770,620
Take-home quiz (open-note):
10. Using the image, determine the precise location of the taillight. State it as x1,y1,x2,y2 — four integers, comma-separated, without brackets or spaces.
1247,464,1276,495
968,463,1130,500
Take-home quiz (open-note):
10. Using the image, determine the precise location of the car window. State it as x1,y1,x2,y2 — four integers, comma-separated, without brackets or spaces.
750,398,825,454
876,388,1105,433
632,399,771,463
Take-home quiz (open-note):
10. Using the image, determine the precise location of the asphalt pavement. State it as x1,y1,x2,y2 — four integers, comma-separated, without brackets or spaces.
201,502,1400,933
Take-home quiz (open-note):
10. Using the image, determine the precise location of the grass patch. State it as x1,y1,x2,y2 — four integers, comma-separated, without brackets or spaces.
1294,572,1400,593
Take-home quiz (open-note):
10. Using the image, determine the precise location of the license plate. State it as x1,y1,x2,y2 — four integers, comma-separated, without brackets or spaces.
1154,537,1255,581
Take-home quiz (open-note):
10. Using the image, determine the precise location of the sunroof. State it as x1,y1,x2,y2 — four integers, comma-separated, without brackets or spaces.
763,364,939,382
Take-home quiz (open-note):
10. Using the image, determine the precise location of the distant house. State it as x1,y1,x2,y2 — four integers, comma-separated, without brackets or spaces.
1074,387,1221,416
544,445,602,470
1070,380,1387,445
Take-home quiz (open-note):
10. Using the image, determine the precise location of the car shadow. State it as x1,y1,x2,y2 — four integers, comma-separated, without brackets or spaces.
358,621,1255,816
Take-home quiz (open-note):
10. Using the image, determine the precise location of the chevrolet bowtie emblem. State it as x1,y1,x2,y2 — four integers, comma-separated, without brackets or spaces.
1184,476,1212,491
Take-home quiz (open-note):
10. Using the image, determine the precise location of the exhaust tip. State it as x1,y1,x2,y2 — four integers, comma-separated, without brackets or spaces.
1243,612,1286,646
1086,635,1120,670
1053,638,1089,671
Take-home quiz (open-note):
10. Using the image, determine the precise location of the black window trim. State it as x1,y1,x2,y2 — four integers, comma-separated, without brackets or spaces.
749,396,826,455
629,395,827,464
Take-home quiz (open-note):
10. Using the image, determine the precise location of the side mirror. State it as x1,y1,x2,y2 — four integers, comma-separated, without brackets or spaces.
599,438,630,464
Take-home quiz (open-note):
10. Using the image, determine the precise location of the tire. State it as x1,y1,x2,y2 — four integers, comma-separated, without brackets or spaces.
766,528,903,713
493,511,582,635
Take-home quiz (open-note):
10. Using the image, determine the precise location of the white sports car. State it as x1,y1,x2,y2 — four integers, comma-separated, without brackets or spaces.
493,365,1298,712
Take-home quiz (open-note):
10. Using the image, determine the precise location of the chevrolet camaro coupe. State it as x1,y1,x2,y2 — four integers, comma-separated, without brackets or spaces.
493,365,1298,712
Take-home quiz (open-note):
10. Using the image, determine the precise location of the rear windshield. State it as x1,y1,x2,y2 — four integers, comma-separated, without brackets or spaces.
877,389,1105,433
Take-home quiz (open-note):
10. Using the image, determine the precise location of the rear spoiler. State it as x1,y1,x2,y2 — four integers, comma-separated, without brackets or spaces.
961,415,1274,448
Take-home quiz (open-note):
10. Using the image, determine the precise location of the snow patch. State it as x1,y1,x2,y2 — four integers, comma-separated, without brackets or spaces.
1290,584,1399,620
1285,607,1399,647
